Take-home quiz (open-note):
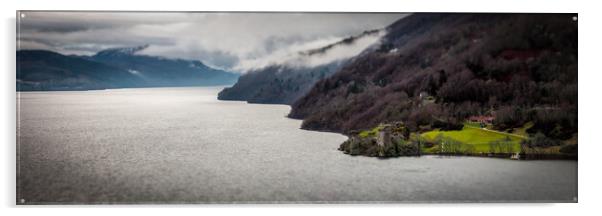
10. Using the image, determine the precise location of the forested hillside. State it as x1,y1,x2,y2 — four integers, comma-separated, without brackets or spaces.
289,13,577,146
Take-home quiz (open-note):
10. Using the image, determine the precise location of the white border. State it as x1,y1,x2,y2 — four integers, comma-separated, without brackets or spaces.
2,0,600,215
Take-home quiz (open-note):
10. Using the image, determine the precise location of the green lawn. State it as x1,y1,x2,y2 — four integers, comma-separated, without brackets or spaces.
512,121,534,137
421,125,526,153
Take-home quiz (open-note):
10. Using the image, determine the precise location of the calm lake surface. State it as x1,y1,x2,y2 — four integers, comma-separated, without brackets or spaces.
17,87,577,203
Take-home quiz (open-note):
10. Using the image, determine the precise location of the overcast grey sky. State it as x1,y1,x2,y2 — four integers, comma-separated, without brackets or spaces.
17,12,406,71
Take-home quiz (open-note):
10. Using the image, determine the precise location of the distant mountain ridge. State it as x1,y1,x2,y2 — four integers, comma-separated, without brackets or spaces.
89,45,238,87
17,46,238,91
17,50,144,91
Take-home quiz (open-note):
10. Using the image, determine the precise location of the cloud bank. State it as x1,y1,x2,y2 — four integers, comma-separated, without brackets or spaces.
234,30,387,70
18,12,406,72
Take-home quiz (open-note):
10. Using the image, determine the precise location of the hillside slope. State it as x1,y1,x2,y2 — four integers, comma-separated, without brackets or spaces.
289,13,577,143
218,63,343,104
218,30,383,105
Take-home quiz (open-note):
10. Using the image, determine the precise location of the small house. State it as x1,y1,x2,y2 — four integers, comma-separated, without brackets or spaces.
468,115,495,126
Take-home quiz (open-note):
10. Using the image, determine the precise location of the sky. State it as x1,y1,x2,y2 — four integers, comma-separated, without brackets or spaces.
17,12,406,72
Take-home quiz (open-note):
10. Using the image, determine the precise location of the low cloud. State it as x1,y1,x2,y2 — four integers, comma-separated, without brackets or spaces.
234,30,386,70
18,12,406,72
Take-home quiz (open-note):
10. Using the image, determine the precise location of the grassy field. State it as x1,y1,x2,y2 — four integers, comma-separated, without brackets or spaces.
421,125,526,153
511,122,534,137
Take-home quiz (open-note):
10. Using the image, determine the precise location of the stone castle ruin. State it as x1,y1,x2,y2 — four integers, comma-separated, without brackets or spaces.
377,124,392,147
339,121,419,157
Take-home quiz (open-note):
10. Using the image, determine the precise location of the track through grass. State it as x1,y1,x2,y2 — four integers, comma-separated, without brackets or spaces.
421,125,525,153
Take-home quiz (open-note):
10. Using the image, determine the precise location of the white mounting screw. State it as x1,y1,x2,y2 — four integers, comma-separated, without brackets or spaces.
20,13,25,18
572,16,577,21
20,198,25,203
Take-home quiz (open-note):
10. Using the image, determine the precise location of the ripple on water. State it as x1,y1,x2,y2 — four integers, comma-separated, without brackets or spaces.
17,87,577,203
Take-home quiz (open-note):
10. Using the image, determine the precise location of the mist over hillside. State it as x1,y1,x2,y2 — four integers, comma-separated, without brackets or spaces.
218,30,384,104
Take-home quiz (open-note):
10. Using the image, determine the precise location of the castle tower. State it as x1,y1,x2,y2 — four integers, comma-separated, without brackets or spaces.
377,124,392,147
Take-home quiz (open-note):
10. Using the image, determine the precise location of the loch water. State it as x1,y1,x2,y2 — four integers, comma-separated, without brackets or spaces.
17,87,577,203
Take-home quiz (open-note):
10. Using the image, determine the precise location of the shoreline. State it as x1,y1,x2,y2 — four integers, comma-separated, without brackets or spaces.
344,151,578,161
212,97,578,161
